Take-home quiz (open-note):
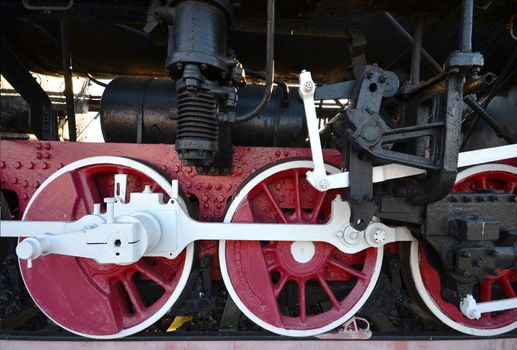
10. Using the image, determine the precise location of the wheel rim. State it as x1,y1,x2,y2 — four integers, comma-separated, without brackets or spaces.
410,164,517,335
219,160,383,336
20,157,194,338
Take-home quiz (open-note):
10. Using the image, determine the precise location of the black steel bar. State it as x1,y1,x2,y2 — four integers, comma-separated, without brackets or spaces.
233,0,275,123
460,0,474,53
464,97,516,143
60,20,76,142
410,17,424,85
382,12,442,74
0,38,57,140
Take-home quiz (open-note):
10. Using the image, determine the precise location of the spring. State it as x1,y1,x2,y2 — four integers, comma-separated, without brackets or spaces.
176,90,219,163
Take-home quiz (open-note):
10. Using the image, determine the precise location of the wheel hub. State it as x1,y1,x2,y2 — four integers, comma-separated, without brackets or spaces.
290,241,316,264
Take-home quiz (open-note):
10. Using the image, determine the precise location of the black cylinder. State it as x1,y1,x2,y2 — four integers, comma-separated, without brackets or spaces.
166,1,230,73
100,77,337,147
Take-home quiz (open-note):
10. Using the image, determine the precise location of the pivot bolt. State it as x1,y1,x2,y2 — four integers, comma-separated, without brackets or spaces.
303,81,314,93
370,228,386,244
340,227,361,245
318,178,330,190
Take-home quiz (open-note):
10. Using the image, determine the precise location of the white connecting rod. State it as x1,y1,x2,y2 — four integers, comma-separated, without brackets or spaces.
1,188,414,265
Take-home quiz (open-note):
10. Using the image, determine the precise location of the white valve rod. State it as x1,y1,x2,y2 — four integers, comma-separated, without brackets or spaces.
460,294,517,320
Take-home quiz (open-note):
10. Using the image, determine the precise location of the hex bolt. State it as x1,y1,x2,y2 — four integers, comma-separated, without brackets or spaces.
460,250,472,258
371,228,386,244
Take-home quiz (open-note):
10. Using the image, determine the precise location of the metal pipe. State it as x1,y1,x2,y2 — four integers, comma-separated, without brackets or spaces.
382,12,442,74
460,0,474,53
233,0,275,123
60,20,76,142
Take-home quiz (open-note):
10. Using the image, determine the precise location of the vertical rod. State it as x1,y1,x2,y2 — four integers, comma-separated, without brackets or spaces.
61,20,77,142
410,17,424,85
460,0,474,53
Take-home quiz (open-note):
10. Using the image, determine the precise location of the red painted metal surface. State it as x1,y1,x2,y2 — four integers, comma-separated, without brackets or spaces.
224,166,378,330
20,163,188,336
418,169,517,330
0,140,341,279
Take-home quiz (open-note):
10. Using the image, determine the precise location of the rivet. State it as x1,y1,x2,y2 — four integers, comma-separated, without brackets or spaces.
44,143,51,150
173,166,180,173
283,151,289,156
34,181,40,188
43,152,51,159
201,195,208,202
28,162,35,169
42,162,49,169
226,184,232,190
11,177,18,184
237,168,243,175
216,203,223,209
215,184,222,191
22,193,29,200
217,195,224,202
186,167,192,174
205,184,212,190
275,151,281,157
58,163,64,169
185,182,192,188
36,143,42,150
22,180,29,188
35,152,42,160
161,165,167,171
0,161,5,169
14,161,22,169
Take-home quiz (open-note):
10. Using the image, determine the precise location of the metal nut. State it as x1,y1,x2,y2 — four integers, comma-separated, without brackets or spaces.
370,228,386,244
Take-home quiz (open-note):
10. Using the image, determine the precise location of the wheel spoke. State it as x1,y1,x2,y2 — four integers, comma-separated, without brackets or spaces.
317,273,340,310
499,275,517,298
308,191,327,223
479,278,493,302
327,258,367,280
261,182,288,223
475,175,487,190
70,171,103,217
504,181,516,194
120,275,146,314
274,273,289,298
135,261,173,292
298,279,307,323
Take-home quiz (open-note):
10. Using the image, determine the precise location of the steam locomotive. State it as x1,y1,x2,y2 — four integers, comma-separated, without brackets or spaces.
0,0,516,340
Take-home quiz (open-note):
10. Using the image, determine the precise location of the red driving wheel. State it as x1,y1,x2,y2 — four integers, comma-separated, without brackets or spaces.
219,160,382,336
19,157,193,338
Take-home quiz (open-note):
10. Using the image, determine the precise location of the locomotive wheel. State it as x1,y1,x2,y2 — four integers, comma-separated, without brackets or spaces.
409,164,517,336
219,160,383,336
19,157,194,338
